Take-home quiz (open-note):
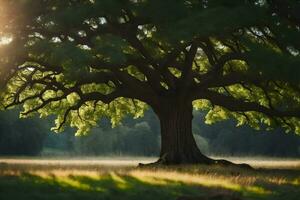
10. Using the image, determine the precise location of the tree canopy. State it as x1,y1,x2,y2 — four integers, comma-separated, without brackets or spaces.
1,0,300,164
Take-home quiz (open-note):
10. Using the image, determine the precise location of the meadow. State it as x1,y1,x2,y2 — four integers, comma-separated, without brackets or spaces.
0,157,299,200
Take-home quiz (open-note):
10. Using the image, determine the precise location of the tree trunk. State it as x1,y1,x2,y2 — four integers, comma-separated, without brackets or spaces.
139,100,252,168
155,100,213,165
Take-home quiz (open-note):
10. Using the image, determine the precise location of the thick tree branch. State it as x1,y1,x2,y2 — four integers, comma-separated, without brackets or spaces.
178,42,199,95
193,89,300,118
123,34,177,89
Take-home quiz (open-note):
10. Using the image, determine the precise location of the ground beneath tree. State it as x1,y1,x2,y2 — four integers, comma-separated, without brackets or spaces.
0,157,299,200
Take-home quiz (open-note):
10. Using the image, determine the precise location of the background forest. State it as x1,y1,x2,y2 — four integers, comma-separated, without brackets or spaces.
0,109,299,157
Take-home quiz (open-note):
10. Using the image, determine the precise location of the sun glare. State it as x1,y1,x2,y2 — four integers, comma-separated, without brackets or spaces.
0,36,12,45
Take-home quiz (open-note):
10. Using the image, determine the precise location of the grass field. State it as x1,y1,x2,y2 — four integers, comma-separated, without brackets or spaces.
0,157,299,200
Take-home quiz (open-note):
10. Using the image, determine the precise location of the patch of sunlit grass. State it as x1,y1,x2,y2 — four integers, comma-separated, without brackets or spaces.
129,170,272,197
110,172,130,189
292,178,300,186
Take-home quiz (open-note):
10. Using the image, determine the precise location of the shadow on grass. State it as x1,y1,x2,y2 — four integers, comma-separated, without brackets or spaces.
0,173,223,200
0,166,299,200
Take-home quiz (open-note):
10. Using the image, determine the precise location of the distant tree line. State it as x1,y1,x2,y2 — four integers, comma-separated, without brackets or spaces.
0,109,299,157
0,110,46,155
43,111,160,156
193,112,300,157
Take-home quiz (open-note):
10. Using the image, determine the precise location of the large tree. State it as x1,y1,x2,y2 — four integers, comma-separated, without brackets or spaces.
0,0,300,165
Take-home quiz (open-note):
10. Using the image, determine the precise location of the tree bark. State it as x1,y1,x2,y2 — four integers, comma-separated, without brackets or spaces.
154,100,213,165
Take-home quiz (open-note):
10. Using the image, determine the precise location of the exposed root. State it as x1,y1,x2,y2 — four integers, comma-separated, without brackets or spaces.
138,155,167,168
213,159,253,170
138,155,253,170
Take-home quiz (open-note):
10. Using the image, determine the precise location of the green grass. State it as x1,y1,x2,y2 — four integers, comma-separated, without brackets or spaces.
0,157,299,200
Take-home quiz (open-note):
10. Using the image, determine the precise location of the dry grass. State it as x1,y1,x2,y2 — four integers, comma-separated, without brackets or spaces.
0,157,299,200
